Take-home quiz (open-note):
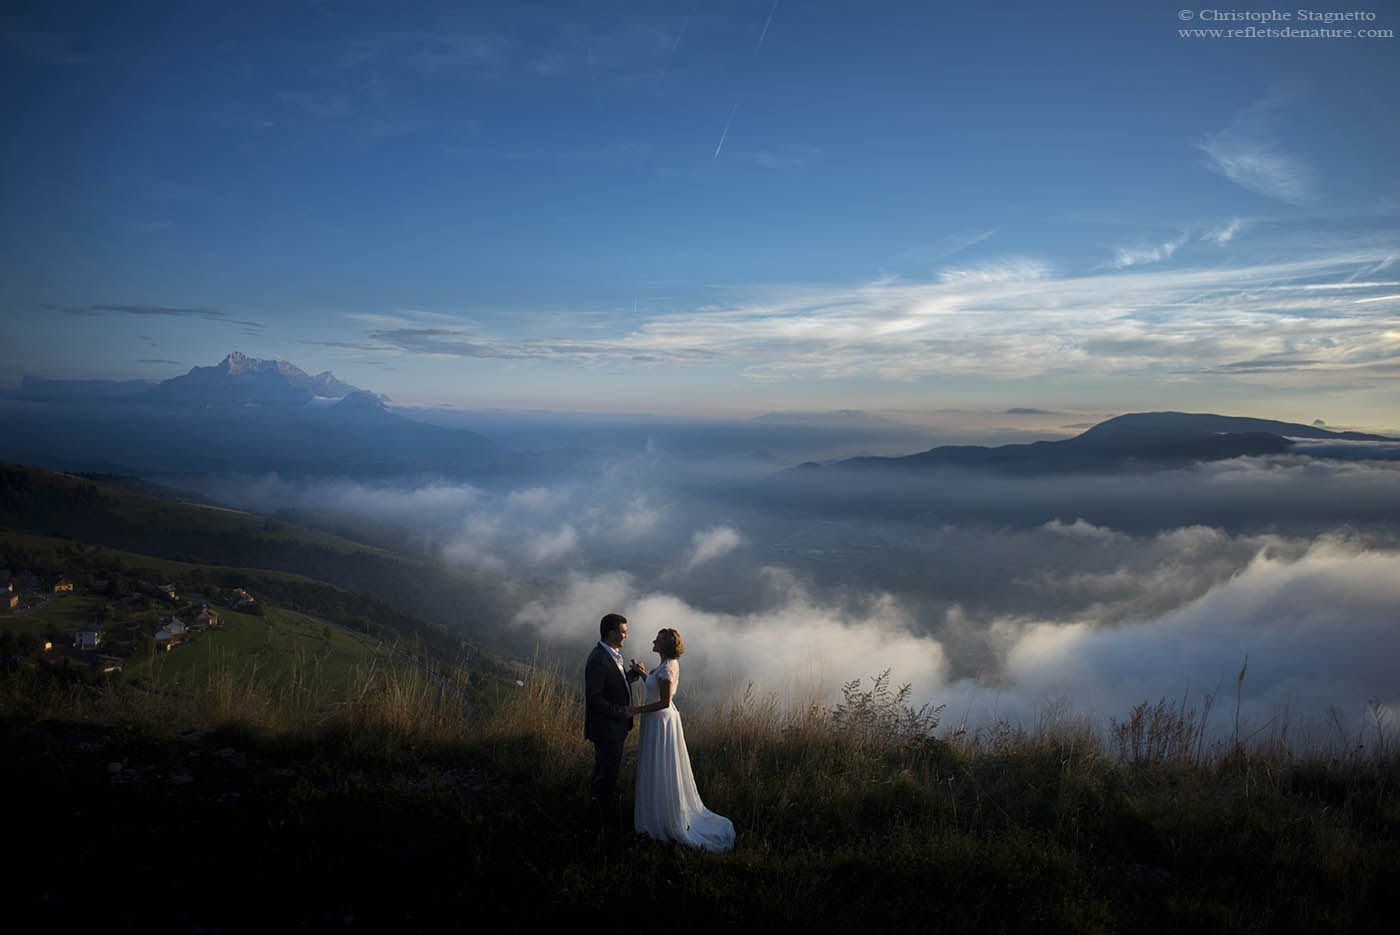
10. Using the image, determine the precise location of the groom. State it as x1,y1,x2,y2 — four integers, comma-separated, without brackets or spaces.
584,613,645,819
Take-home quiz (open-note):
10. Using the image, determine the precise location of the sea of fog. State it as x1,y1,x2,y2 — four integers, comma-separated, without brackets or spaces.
188,420,1400,743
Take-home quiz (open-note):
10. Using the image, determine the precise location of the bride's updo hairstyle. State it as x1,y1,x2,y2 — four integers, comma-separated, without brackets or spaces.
659,628,685,659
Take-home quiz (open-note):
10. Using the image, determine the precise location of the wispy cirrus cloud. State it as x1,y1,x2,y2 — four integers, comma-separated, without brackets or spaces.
51,304,263,328
95,304,223,318
1203,218,1244,245
1197,95,1317,204
937,258,1050,285
357,244,1400,385
365,326,723,363
295,338,401,352
1109,234,1189,269
898,227,1004,266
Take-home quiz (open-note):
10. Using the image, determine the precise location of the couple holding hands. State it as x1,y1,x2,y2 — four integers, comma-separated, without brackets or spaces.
584,613,735,852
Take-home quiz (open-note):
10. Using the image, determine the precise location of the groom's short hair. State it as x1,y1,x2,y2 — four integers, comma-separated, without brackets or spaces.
599,613,627,640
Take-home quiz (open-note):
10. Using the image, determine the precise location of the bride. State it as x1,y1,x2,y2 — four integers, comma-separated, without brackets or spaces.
627,628,735,852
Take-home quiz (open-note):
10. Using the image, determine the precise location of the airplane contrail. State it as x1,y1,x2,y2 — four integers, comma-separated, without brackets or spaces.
660,1,702,87
757,0,780,51
674,0,701,51
714,102,738,159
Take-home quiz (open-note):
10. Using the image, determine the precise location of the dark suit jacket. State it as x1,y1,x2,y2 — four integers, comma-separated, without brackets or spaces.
584,643,641,744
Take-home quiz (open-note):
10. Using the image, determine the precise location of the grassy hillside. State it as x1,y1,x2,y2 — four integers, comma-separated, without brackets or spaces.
120,606,385,695
0,462,517,653
3,663,1394,931
0,523,520,722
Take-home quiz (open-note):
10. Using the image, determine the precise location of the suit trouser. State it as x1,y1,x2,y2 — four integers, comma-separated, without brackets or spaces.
589,738,623,803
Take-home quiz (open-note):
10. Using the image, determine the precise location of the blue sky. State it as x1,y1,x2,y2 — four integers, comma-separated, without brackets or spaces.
3,0,1397,427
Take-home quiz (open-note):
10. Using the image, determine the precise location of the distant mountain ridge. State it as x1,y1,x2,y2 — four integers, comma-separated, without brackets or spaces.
16,352,377,407
144,351,373,407
0,352,495,477
820,411,1397,475
1078,412,1391,443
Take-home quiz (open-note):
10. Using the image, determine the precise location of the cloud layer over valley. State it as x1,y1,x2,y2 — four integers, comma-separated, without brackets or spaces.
203,435,1400,738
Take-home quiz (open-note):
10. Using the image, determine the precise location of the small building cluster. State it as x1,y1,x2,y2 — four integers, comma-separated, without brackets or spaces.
3,568,253,668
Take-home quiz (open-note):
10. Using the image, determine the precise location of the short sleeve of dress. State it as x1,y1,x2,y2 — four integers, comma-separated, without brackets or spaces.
656,658,678,683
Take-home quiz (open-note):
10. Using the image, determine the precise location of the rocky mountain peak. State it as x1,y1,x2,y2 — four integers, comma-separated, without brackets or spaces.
149,352,370,407
214,352,309,380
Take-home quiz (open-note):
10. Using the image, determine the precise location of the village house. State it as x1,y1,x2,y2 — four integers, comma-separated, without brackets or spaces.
74,626,102,650
157,584,178,602
230,588,255,609
154,618,187,651
45,575,74,593
193,606,220,630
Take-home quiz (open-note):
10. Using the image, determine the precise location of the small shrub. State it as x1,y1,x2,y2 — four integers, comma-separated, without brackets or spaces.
831,669,944,746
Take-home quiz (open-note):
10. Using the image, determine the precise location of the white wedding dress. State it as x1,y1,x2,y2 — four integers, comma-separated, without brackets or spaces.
634,658,735,852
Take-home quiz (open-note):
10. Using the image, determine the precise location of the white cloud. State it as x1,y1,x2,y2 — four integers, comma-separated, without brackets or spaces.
361,243,1400,385
441,534,507,574
526,523,579,562
1203,218,1244,245
230,475,485,528
514,571,635,638
1197,96,1317,204
1362,255,1397,276
937,257,1050,285
683,525,743,571
1040,518,1123,541
511,533,1400,736
207,466,1400,740
514,569,947,701
990,537,1400,732
506,486,571,512
618,496,664,538
1109,234,1188,269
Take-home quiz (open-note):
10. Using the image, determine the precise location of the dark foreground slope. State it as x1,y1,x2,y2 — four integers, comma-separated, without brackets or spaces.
4,673,1396,933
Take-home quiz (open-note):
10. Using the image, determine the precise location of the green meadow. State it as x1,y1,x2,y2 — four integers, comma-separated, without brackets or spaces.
120,606,388,701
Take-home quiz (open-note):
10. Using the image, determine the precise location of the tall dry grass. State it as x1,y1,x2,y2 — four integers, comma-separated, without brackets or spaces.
7,653,1394,931
9,650,1396,809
